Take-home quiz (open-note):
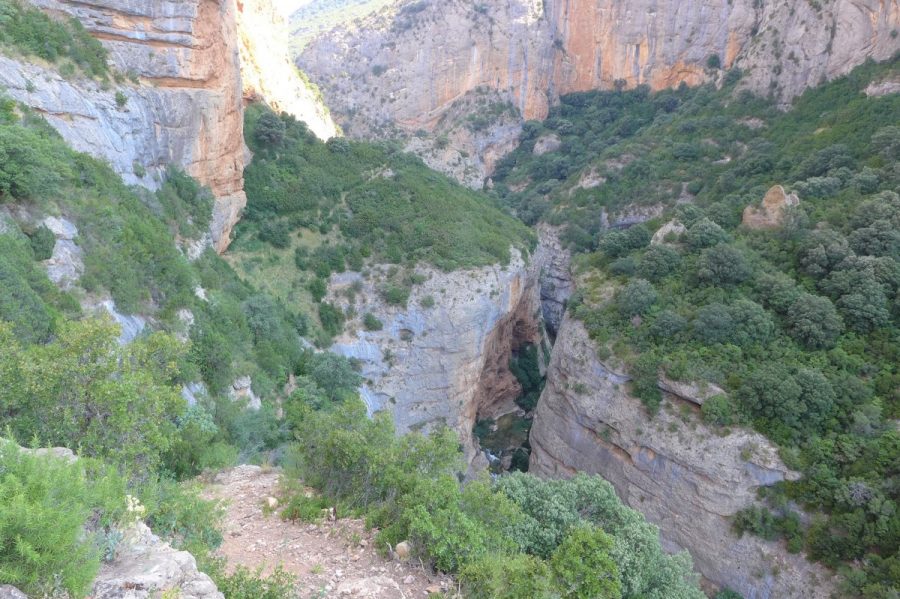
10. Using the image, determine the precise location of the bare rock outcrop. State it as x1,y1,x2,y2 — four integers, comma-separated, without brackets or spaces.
237,0,338,140
4,0,247,252
742,185,800,230
93,523,223,599
327,249,542,470
299,0,898,178
529,313,837,598
534,224,573,338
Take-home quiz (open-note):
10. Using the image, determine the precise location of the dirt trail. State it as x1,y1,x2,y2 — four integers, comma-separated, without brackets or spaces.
202,465,454,598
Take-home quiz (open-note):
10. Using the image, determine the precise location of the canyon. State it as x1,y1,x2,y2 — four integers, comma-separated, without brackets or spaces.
2,1,895,596
325,248,544,473
299,0,899,183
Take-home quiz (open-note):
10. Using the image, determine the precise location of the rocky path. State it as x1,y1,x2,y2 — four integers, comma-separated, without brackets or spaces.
203,466,454,598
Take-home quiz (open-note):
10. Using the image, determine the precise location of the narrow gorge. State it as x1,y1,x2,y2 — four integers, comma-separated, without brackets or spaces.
0,0,898,597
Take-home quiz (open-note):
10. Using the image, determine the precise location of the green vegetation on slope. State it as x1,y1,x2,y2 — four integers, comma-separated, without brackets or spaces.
229,104,533,344
0,0,109,79
282,395,704,599
495,58,900,597
289,0,395,53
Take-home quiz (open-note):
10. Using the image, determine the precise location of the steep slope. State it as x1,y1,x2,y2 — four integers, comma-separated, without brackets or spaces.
13,0,247,251
530,314,837,598
238,0,338,140
504,61,900,597
298,0,899,183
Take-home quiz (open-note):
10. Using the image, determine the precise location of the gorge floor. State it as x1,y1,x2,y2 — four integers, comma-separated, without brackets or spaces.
202,466,454,598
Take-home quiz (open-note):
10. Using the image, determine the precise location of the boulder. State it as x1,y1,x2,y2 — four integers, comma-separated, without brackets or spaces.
93,523,223,599
0,586,27,599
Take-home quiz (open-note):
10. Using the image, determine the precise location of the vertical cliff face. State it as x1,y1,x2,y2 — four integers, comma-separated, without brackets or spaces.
236,0,338,140
23,0,247,252
298,0,899,179
326,250,542,471
529,314,837,598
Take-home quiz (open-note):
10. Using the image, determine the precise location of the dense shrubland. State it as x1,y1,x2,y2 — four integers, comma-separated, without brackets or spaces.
495,58,900,596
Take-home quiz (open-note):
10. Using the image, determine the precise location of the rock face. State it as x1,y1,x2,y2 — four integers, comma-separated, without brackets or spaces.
534,224,573,338
299,0,898,175
237,0,338,140
327,249,543,470
529,314,837,598
5,0,248,252
93,522,223,599
743,185,801,230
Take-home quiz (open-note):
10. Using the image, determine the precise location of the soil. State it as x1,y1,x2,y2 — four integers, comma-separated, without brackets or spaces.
202,465,455,598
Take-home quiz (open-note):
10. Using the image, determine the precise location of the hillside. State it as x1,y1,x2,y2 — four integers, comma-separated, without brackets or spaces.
289,0,395,53
0,0,898,598
494,59,900,597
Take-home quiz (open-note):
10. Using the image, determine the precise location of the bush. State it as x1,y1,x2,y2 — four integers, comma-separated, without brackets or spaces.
616,279,657,318
0,441,126,598
381,283,410,307
208,563,296,599
363,312,383,331
550,525,622,599
28,225,55,260
701,395,735,426
0,320,186,475
461,554,555,599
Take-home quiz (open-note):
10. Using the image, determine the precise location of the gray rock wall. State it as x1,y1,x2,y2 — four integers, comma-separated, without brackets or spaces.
529,313,837,598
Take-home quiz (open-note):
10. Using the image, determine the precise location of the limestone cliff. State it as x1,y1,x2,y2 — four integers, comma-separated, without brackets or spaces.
529,313,837,598
298,0,899,179
8,0,248,252
237,0,338,140
326,250,542,471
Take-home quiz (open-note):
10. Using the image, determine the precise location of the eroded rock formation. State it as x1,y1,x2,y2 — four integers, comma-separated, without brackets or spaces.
326,249,542,470
299,0,899,179
237,0,338,140
529,314,837,598
10,0,248,251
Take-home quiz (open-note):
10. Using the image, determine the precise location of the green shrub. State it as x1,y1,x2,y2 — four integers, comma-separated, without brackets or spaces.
550,525,622,599
281,493,329,523
363,312,384,331
28,225,55,260
0,440,126,598
381,283,410,307
460,553,555,599
207,562,296,599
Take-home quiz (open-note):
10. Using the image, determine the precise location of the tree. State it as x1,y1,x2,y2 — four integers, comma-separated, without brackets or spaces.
787,294,844,349
648,310,687,341
0,319,185,475
693,303,734,345
254,110,286,148
697,245,751,286
639,245,682,281
729,299,775,347
551,526,622,599
686,218,729,249
799,229,851,278
616,279,657,318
